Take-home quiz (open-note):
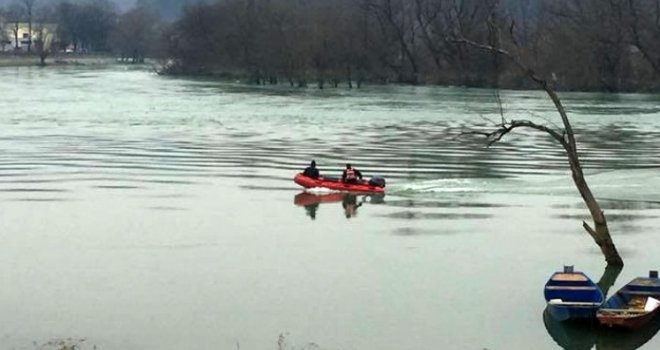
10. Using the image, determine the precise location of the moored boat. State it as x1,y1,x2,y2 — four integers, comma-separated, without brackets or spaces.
597,271,660,330
294,173,385,193
544,266,604,322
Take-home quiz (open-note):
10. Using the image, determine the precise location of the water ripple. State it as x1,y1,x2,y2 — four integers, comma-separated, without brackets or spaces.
0,71,659,200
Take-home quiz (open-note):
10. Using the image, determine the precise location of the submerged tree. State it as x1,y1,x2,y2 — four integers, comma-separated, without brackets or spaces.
452,8,624,266
32,4,56,65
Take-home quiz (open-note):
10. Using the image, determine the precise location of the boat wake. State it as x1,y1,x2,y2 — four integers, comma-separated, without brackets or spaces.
390,168,660,203
393,178,482,194
389,177,523,197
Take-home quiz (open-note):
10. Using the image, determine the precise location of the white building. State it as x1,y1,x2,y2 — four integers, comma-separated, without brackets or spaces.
1,22,57,53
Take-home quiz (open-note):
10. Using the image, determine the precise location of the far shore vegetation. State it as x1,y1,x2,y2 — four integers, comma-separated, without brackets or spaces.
2,0,659,92
0,52,123,67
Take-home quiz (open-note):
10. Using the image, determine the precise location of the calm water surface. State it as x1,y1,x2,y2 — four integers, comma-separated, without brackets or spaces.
1,66,660,350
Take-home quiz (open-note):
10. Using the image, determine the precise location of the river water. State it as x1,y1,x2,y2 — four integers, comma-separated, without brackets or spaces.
1,66,659,350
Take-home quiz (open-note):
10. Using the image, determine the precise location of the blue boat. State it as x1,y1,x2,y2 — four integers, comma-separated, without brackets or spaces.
544,266,604,321
597,271,660,329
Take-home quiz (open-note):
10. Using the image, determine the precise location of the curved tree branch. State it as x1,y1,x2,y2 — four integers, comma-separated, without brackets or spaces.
449,36,578,152
466,119,568,149
449,32,624,266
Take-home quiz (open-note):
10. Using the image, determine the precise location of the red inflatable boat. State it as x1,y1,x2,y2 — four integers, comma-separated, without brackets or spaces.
294,173,385,193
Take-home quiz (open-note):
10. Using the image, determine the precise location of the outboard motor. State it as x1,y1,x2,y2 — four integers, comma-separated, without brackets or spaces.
369,176,386,188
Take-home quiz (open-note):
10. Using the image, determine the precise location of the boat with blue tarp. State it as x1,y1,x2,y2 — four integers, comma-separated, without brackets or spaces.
544,266,604,322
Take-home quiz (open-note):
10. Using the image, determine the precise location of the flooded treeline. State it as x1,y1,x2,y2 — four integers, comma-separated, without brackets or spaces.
163,0,660,92
3,0,659,91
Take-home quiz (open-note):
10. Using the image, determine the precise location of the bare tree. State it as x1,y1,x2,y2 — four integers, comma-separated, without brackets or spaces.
20,0,36,53
162,0,658,90
364,0,421,83
626,0,660,77
542,0,633,92
0,21,8,52
5,3,24,51
56,0,117,53
452,16,624,266
414,0,496,85
33,4,55,65
110,5,159,63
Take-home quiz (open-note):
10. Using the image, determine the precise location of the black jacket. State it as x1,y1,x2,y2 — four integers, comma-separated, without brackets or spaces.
303,166,320,178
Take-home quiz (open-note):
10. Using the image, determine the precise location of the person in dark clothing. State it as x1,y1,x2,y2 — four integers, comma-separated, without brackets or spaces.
303,160,320,178
341,163,362,183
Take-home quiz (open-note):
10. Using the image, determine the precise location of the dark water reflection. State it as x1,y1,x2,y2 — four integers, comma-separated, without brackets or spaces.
378,211,492,220
293,192,385,220
293,191,496,221
554,213,660,222
385,199,512,208
554,200,660,211
544,310,660,350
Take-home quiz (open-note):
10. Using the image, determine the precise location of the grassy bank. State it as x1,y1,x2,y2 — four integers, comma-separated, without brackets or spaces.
0,53,132,68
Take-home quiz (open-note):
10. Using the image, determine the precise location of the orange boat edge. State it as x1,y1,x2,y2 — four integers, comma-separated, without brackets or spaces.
294,173,385,194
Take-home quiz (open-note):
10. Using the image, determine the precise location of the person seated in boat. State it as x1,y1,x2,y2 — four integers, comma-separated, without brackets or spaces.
303,160,320,178
341,163,362,184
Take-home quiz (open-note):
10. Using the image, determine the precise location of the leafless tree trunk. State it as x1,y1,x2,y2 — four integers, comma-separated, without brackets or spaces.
453,35,624,267
413,0,446,71
627,0,660,75
12,22,19,51
34,26,49,65
22,0,36,53
365,0,419,83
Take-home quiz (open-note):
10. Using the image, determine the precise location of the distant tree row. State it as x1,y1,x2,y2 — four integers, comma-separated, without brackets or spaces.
162,0,660,91
1,0,657,91
0,0,162,63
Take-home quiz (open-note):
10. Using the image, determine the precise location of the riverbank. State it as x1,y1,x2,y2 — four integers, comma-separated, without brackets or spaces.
0,53,154,68
158,63,660,93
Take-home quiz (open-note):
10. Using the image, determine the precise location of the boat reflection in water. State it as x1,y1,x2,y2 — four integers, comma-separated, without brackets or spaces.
293,192,385,220
543,307,660,350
